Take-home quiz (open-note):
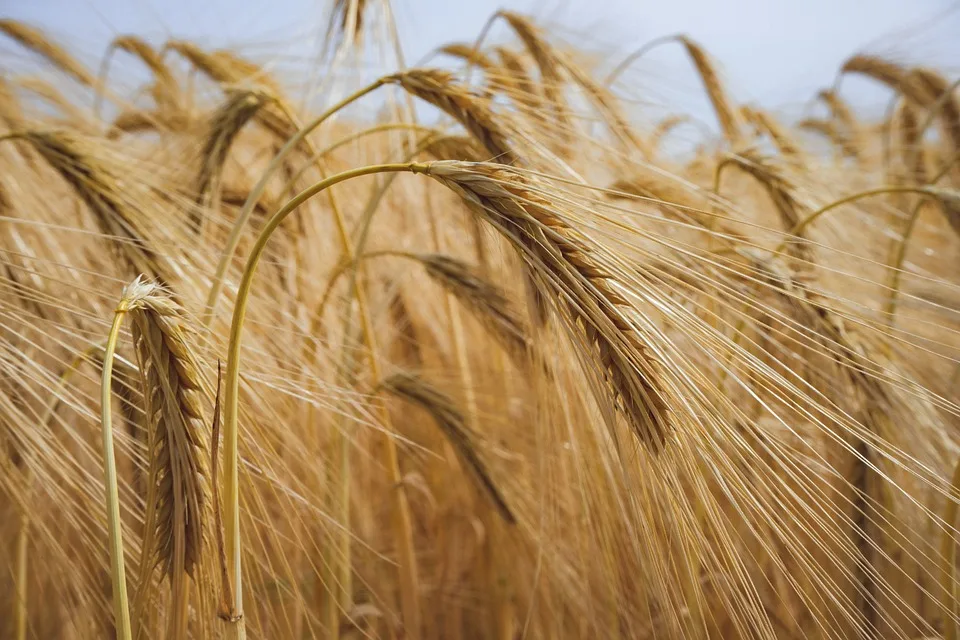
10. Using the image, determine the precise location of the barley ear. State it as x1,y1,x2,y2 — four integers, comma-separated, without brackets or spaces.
380,372,516,524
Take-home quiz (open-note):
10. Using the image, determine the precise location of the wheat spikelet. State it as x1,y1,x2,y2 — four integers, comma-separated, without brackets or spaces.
650,114,691,152
0,20,95,86
910,68,960,153
799,117,860,160
440,43,497,72
107,109,191,138
381,372,515,523
421,160,672,451
679,36,744,146
422,134,488,162
419,254,534,371
108,36,178,110
741,106,802,159
387,286,423,368
499,12,571,141
123,279,210,635
729,150,809,246
841,55,938,107
328,0,369,49
20,130,170,283
493,46,543,113
897,101,926,185
608,168,716,230
193,88,271,230
818,89,864,156
389,69,516,164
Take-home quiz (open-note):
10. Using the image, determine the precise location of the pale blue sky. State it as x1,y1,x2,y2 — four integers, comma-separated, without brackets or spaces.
2,0,959,124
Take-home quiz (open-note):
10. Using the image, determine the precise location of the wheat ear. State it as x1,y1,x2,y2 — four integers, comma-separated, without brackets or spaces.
380,373,515,523
0,20,95,86
124,279,210,639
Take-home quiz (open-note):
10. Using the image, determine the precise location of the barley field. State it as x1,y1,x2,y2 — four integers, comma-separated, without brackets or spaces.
1,2,960,638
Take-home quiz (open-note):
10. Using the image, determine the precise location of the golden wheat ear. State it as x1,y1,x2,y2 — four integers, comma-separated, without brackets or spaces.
122,279,210,638
421,161,672,452
417,253,537,372
380,372,516,524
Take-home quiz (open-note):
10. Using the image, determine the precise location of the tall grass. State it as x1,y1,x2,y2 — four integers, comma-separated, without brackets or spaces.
1,4,960,639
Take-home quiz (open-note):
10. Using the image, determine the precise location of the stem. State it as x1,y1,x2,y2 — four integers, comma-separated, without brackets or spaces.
787,186,936,240
884,154,960,324
604,34,683,86
222,162,427,637
102,307,133,640
204,78,387,322
942,455,960,640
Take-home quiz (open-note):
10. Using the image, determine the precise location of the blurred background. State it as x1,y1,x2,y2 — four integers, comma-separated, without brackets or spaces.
3,0,960,130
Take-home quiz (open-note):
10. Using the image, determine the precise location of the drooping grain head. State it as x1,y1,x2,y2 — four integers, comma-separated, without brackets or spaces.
493,46,544,113
896,101,926,185
381,372,515,523
194,88,272,213
679,36,744,147
841,55,938,107
422,134,489,162
741,106,802,160
420,160,672,451
20,130,168,282
389,68,518,165
109,36,179,111
439,43,497,72
418,253,534,371
0,20,95,86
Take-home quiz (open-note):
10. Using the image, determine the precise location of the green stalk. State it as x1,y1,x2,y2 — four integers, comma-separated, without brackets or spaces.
222,162,428,639
101,305,134,640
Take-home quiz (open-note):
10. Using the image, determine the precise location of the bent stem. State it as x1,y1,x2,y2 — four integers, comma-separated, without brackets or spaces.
204,78,388,321
102,305,134,640
223,162,427,638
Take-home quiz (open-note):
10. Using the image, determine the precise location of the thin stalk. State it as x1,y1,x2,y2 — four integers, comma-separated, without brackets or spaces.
222,162,427,639
884,153,960,323
787,186,937,239
102,306,134,640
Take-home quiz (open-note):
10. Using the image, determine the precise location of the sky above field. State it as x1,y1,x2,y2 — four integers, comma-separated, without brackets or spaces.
3,0,960,125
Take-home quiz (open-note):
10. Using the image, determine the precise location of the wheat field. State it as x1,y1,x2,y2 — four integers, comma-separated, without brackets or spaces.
1,2,960,638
